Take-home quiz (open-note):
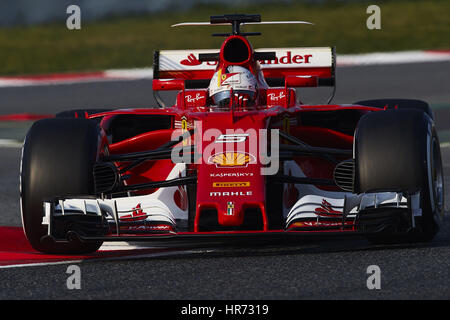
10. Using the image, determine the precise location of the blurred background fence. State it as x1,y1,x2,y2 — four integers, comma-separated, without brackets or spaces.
0,0,368,26
0,0,448,75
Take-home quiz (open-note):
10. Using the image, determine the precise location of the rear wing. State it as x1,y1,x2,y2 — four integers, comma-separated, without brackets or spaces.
153,47,335,87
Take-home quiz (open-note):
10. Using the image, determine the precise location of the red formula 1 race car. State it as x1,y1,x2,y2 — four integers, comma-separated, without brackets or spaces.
20,14,444,253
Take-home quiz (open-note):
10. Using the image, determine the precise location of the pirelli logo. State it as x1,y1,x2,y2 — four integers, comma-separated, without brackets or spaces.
212,181,250,188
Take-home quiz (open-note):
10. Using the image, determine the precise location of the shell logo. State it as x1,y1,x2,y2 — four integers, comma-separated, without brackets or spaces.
208,152,256,168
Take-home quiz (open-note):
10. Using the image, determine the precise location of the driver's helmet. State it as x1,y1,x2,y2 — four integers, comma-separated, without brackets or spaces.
209,65,258,107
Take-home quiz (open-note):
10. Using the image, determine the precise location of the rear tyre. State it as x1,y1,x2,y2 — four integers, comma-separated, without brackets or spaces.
355,109,444,243
20,118,103,253
55,108,112,119
354,99,433,119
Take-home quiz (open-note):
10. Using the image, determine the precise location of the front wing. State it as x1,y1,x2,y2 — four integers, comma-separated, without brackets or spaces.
40,189,420,245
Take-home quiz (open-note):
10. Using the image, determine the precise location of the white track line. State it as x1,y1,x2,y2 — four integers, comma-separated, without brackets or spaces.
0,248,213,269
0,77,150,88
98,241,160,251
104,68,154,79
0,260,83,269
94,248,214,263
0,139,22,148
337,50,450,66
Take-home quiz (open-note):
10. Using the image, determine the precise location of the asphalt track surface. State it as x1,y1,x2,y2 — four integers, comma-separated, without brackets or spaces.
0,62,449,300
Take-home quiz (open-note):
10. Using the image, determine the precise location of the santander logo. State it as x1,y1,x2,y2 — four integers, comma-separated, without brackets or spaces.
180,54,202,66
122,203,147,221
179,51,313,66
179,53,217,66
314,199,342,217
259,51,313,65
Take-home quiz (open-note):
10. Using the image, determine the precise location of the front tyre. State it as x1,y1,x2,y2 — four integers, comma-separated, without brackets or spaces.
355,109,444,243
20,118,103,253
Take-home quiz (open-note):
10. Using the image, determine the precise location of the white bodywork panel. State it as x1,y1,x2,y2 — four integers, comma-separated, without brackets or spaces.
283,161,410,228
43,164,188,231
157,47,333,72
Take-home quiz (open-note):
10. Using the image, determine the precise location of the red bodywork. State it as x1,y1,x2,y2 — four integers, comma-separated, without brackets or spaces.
88,34,380,237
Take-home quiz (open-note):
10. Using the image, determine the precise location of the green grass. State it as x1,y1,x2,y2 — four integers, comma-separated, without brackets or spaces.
0,0,448,75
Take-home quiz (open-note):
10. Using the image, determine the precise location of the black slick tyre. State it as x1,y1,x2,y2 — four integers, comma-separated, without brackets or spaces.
354,99,433,119
20,118,103,253
355,109,444,243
